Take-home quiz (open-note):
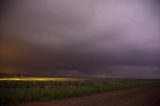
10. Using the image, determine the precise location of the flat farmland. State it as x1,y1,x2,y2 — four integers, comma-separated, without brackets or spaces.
19,84,160,106
0,76,159,105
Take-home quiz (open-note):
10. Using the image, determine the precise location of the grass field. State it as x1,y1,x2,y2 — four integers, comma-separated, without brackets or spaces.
0,76,159,105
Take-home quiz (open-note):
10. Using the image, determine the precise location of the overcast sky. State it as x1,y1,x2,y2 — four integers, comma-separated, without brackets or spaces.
0,0,160,78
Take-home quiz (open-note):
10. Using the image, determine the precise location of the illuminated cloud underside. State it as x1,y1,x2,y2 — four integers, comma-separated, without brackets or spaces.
0,0,160,78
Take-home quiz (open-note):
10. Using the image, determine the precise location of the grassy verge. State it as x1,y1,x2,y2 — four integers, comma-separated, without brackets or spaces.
0,78,159,105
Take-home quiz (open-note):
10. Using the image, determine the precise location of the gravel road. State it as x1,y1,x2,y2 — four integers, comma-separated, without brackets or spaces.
19,85,160,106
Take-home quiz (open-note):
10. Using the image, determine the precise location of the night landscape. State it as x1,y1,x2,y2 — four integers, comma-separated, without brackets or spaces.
0,0,160,106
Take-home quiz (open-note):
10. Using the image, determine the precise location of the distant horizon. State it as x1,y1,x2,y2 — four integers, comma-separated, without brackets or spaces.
0,71,160,79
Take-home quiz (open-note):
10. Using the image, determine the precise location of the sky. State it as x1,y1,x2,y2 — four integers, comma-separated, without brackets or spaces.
0,0,160,78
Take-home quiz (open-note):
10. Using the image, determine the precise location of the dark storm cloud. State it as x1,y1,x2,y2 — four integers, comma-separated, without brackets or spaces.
0,0,9,13
0,0,160,78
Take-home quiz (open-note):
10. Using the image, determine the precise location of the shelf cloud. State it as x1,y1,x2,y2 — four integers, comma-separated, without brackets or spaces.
0,0,160,78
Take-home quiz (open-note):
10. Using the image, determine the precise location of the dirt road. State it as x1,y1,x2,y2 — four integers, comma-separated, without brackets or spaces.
19,85,160,106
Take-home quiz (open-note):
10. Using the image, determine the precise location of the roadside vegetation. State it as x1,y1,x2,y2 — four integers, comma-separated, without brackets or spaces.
0,77,159,105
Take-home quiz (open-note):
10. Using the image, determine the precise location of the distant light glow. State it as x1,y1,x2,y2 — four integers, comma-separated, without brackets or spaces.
0,77,82,81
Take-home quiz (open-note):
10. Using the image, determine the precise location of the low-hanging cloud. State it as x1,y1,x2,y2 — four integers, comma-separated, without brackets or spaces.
0,0,160,78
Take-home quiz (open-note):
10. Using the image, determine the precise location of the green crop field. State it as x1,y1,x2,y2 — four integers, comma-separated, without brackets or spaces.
0,76,159,105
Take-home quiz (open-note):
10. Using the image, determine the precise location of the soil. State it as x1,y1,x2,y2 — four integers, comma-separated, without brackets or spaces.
19,85,160,106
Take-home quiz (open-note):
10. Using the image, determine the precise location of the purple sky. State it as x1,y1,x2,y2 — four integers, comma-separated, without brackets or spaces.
0,0,160,78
